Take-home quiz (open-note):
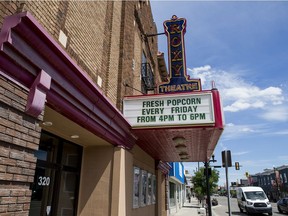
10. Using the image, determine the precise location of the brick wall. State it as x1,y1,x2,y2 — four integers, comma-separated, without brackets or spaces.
114,1,159,109
106,1,122,105
133,31,143,96
0,75,42,215
65,2,109,87
0,1,20,26
1,1,159,109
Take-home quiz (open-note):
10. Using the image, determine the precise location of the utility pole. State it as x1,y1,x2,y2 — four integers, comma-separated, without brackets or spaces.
222,150,232,216
205,161,212,216
225,157,231,216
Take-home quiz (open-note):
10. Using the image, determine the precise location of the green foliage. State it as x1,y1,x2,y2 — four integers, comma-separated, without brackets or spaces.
230,189,237,198
191,167,219,199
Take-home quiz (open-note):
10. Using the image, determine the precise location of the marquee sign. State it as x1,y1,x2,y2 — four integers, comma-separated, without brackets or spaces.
123,92,215,128
158,15,201,94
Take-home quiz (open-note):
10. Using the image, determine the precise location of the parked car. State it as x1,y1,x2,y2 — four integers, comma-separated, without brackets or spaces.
277,197,288,214
212,198,218,206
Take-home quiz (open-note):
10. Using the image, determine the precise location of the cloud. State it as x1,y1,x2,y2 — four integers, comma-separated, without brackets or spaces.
224,100,265,112
259,106,288,122
232,151,250,156
182,162,202,174
222,123,266,140
270,130,288,135
278,155,288,161
218,142,227,151
188,65,286,114
221,122,287,140
241,159,273,168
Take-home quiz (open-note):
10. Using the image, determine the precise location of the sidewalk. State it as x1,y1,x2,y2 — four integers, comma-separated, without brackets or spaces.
171,197,206,216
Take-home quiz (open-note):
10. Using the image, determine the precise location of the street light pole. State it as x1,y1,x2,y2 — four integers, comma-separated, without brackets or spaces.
222,150,232,216
205,155,217,216
225,158,231,216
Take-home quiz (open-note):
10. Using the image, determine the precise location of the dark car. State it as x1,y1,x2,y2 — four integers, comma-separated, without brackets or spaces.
212,198,218,206
277,197,288,214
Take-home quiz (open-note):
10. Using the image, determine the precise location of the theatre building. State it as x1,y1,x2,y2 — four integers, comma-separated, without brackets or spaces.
0,1,224,216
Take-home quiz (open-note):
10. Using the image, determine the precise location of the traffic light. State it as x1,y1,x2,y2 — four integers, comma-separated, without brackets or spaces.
235,162,240,170
222,150,232,167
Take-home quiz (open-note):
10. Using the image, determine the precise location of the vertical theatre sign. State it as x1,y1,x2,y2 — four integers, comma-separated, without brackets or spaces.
123,15,216,129
158,15,201,94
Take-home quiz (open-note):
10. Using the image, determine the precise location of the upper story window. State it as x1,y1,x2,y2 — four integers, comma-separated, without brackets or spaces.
284,173,287,183
141,52,154,94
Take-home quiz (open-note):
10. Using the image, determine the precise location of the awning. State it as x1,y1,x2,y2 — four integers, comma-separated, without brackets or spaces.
0,12,136,148
134,126,223,162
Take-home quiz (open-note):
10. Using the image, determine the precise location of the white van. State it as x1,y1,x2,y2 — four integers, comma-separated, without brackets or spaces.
237,186,272,215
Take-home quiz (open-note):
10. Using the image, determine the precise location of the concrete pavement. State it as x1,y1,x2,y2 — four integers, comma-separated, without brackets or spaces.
171,197,207,216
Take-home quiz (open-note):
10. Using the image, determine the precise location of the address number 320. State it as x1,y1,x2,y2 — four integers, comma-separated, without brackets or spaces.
38,176,50,186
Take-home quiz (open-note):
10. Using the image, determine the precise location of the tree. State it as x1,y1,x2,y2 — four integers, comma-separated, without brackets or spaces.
192,167,219,201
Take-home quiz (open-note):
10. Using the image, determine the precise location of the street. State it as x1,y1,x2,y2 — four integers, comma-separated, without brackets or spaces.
212,196,282,216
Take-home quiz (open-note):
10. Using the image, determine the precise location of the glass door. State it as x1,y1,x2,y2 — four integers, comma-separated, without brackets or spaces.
30,164,58,216
29,132,82,216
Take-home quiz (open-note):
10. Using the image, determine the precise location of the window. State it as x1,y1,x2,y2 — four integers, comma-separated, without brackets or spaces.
140,170,148,207
177,185,180,204
245,191,266,200
133,167,156,208
152,175,156,204
141,52,154,94
169,182,176,207
147,173,152,205
133,167,141,208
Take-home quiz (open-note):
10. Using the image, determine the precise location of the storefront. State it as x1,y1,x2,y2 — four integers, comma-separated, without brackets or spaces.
167,162,185,214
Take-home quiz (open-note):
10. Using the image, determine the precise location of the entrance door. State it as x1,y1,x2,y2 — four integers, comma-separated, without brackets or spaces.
29,132,82,216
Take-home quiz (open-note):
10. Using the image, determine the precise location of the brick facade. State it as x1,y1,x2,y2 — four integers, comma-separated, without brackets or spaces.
0,1,159,108
0,76,42,215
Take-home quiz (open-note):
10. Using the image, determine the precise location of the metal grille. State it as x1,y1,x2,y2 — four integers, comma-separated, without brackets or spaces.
141,63,155,91
254,203,267,207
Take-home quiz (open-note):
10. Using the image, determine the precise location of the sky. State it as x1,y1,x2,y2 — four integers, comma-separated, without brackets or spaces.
150,0,288,186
